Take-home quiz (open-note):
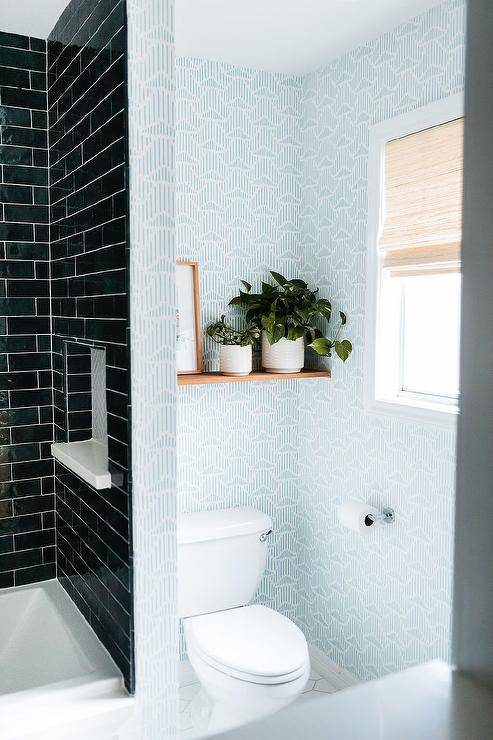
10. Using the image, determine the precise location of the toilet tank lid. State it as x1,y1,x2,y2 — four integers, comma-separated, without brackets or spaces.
177,507,272,544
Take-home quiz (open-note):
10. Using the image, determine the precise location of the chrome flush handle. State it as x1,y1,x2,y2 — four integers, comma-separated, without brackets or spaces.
260,529,273,542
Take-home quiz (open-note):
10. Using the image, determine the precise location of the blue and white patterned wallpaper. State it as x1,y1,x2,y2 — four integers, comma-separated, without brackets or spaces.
176,58,304,635
127,0,178,736
176,0,465,682
298,0,465,680
176,58,303,368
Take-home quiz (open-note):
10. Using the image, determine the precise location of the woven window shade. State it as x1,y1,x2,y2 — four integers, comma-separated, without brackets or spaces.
379,118,464,275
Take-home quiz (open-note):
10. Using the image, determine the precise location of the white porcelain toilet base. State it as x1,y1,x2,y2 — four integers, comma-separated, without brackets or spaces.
186,640,310,736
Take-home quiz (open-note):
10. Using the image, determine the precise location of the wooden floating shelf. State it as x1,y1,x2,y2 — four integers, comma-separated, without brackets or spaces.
178,369,331,386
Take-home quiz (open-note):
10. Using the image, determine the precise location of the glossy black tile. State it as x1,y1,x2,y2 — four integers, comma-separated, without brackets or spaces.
48,0,133,691
12,460,53,480
3,165,48,187
0,46,45,71
0,31,30,50
0,443,39,464
0,223,34,241
15,562,55,586
0,87,46,110
5,242,49,260
0,512,42,535
8,352,51,371
13,492,54,515
0,66,30,88
1,126,47,149
0,547,42,573
14,528,55,550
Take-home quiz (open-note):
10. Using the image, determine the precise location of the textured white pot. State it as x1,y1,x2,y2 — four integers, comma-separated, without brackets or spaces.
219,344,252,376
261,333,304,374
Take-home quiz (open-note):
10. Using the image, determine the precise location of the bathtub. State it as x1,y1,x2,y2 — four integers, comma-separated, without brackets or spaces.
0,580,134,740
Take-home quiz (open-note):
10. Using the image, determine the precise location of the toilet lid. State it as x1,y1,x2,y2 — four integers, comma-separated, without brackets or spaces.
185,605,308,680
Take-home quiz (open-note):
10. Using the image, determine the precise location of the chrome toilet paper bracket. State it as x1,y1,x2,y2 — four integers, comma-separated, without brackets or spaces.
364,508,395,526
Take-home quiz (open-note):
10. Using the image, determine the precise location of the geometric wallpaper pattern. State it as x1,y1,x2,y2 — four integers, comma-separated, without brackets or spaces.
299,0,465,680
176,0,465,679
176,58,303,369
176,59,304,654
127,0,178,735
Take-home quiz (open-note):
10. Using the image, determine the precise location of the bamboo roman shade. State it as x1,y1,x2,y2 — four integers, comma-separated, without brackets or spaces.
379,117,464,275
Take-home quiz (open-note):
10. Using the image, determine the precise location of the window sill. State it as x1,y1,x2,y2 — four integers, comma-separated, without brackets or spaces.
367,397,459,428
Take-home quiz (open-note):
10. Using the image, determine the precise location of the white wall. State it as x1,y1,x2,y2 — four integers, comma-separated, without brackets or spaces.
453,0,493,687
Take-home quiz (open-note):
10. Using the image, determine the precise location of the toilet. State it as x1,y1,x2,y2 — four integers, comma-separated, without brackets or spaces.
178,507,310,735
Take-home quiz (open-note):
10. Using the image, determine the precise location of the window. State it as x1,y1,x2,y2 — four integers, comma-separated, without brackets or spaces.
366,97,464,422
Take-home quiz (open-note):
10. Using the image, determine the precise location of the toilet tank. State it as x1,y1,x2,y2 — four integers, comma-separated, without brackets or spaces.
177,507,272,618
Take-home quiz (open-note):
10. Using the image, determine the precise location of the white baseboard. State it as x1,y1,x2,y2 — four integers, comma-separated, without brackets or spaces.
308,645,359,690
179,647,359,691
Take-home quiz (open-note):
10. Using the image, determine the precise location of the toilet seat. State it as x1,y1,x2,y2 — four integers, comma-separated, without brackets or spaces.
184,604,309,685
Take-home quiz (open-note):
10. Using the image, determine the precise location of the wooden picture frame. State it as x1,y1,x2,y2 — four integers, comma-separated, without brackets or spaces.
177,261,202,375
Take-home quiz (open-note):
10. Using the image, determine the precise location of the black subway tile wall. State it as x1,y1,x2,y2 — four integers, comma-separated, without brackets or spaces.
0,32,55,587
48,0,133,690
63,341,93,442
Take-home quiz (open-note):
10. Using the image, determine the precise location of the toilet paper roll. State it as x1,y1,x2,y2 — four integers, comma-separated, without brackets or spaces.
337,500,380,534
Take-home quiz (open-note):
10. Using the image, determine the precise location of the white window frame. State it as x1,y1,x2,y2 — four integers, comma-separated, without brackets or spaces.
365,94,463,427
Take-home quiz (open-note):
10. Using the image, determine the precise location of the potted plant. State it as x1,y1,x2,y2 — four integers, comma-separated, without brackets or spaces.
229,272,352,373
206,316,260,376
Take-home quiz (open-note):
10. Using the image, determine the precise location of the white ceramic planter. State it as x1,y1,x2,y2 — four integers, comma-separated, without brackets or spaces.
261,333,304,374
219,344,252,376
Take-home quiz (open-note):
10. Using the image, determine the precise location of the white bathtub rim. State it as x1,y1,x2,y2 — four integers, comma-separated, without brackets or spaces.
0,579,123,701
1,682,135,740
0,579,132,739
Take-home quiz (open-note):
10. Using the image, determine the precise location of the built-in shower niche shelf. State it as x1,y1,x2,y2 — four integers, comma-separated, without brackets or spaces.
51,439,111,490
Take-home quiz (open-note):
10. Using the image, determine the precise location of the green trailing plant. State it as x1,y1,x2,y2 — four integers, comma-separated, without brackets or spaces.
229,271,352,362
206,316,260,346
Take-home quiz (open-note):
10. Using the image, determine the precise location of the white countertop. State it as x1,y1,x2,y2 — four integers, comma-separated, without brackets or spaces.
217,661,493,740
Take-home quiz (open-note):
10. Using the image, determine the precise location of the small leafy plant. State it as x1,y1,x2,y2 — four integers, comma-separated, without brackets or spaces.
206,316,260,346
229,272,352,362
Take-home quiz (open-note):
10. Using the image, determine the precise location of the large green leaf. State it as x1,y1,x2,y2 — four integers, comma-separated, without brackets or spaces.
317,299,332,320
287,325,305,340
294,307,310,324
270,271,287,286
334,339,352,362
261,313,276,333
289,278,307,289
228,289,251,306
246,308,260,322
305,326,315,341
309,337,332,356
261,281,277,294
271,323,285,344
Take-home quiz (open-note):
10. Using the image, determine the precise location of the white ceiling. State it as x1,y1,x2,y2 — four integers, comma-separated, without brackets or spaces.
176,0,443,74
1,0,441,73
0,0,71,39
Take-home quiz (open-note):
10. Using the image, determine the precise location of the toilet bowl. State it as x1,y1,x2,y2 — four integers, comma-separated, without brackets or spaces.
178,508,310,735
184,605,310,735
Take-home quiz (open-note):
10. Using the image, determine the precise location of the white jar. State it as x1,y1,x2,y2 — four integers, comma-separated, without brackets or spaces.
219,344,252,376
261,332,304,373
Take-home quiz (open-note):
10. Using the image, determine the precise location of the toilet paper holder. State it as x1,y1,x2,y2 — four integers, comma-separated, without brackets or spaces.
364,508,395,526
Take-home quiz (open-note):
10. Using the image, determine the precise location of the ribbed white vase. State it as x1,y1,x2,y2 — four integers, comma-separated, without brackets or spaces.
219,344,252,376
261,333,304,374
